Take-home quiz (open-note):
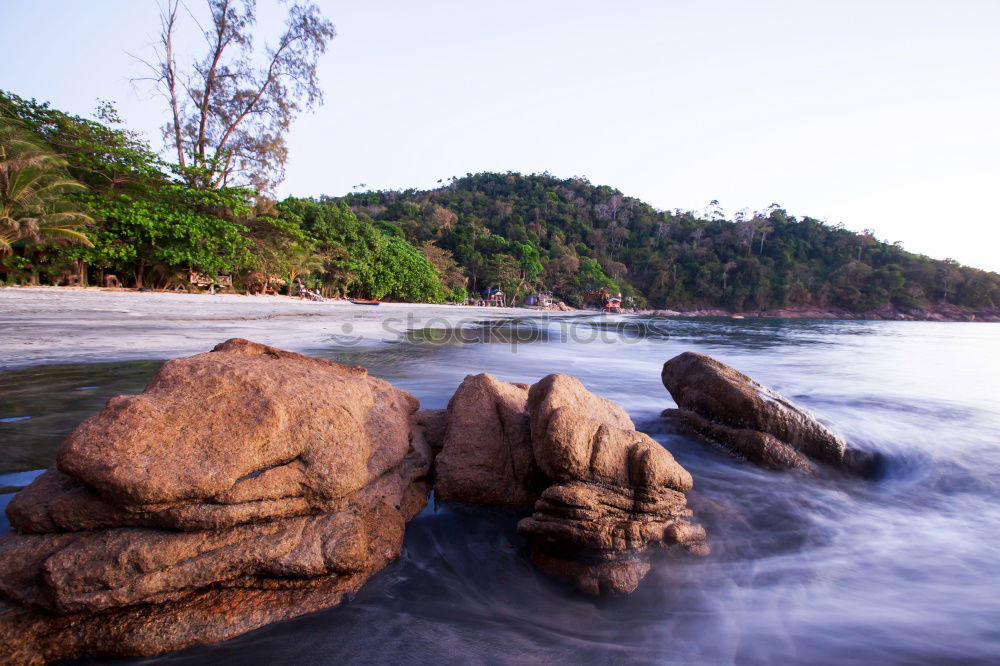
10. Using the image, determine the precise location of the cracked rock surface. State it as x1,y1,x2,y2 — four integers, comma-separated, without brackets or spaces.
0,339,432,664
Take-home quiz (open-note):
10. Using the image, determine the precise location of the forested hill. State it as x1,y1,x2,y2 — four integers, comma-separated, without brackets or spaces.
336,172,1000,312
2,86,997,313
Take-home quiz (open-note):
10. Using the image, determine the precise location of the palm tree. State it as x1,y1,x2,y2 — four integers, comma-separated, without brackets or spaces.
284,241,325,287
0,124,93,254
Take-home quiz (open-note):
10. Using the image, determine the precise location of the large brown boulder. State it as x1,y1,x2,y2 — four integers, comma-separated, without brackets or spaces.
518,375,707,596
0,339,432,664
0,343,710,663
661,352,871,473
432,372,707,596
434,374,543,508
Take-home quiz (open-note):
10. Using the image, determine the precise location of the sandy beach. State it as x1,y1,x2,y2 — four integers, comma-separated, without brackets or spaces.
0,287,588,370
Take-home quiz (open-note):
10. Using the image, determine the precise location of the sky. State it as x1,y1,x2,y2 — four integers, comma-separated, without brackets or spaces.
2,0,999,271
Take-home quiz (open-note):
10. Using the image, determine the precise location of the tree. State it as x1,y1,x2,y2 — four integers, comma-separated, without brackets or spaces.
756,215,774,255
939,259,961,302
1,92,166,196
0,124,93,254
78,184,258,287
420,241,466,300
857,228,876,261
144,0,336,191
488,253,521,306
721,260,736,292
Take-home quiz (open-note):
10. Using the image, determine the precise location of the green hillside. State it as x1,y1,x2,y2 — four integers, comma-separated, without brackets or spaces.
2,90,998,313
337,172,1000,311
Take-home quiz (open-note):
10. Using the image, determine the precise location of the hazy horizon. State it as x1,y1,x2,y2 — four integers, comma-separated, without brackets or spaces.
2,0,998,271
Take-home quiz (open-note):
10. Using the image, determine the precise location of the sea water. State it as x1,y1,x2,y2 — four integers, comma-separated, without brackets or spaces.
2,315,999,665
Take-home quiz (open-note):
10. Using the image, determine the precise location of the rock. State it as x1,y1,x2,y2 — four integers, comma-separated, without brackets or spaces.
518,375,707,595
55,338,415,516
662,409,817,474
0,343,709,662
413,408,447,453
0,339,432,663
431,372,707,596
661,352,865,472
526,373,634,461
434,374,542,508
8,338,419,533
534,407,692,492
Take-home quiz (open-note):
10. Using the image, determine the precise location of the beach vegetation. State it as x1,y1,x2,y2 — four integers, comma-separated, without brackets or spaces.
1,91,998,311
0,124,93,256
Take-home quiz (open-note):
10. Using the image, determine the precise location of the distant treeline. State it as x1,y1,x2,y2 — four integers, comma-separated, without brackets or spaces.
2,90,998,311
338,172,1000,311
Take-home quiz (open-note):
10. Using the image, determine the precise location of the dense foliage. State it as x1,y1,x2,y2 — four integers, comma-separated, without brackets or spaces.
0,92,447,302
338,172,1000,311
0,125,92,254
2,91,997,312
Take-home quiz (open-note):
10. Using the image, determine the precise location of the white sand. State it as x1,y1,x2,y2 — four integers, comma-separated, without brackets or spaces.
0,287,587,369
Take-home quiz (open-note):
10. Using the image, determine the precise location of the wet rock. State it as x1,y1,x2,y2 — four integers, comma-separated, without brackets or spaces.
434,374,542,508
413,408,447,453
1,343,709,663
662,409,817,474
661,351,866,472
518,375,707,595
526,373,634,459
432,372,707,596
0,339,432,664
54,338,416,517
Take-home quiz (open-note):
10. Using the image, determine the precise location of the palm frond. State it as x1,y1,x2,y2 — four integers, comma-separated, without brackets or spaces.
36,227,94,247
0,122,93,250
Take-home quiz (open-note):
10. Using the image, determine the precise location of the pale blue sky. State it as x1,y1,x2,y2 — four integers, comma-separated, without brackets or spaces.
2,1,998,270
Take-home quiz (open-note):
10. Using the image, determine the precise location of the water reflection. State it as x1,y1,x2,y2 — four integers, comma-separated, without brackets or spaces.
0,360,161,473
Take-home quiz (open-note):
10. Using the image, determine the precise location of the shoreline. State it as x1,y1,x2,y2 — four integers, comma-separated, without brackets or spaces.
5,285,996,322
645,303,1000,322
0,286,590,370
2,286,995,370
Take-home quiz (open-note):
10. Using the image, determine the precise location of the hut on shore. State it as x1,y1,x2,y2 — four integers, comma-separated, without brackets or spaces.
479,288,505,306
524,291,554,309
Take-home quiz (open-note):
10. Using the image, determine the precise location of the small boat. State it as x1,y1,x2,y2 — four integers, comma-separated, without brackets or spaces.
349,299,381,306
731,314,744,319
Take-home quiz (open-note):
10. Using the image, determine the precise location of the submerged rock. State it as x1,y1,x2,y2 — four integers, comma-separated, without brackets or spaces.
0,339,432,664
661,351,873,474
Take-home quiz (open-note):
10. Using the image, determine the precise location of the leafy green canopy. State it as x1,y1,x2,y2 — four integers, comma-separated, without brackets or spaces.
0,91,447,302
0,124,93,253
3,90,997,311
